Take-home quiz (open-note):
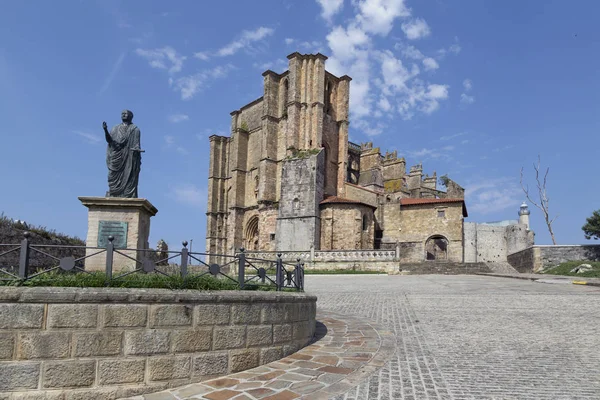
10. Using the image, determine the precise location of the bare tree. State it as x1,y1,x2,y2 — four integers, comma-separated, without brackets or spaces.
520,155,558,245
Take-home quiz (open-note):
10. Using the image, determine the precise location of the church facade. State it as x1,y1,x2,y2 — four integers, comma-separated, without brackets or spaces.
205,52,533,265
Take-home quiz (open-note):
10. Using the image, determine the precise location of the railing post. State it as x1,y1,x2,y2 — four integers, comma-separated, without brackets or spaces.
294,258,302,290
276,253,283,291
238,248,245,289
395,241,400,259
105,236,114,282
181,241,189,278
18,232,31,279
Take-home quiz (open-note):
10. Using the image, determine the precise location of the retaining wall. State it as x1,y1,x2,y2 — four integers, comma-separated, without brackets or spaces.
0,287,316,399
507,244,600,272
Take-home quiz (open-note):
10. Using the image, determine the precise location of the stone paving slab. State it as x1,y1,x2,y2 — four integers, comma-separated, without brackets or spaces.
311,275,600,400
123,310,395,400
478,272,600,287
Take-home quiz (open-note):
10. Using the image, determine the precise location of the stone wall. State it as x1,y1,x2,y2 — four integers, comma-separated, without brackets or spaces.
507,244,600,272
464,222,534,264
382,202,463,262
506,247,538,273
320,203,374,250
0,287,316,399
276,152,324,251
344,183,379,208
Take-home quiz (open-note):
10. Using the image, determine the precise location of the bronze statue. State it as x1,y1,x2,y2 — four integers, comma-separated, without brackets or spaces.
102,110,143,198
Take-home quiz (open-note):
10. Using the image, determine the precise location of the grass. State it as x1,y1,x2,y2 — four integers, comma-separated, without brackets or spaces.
0,271,287,291
304,269,384,275
542,260,600,278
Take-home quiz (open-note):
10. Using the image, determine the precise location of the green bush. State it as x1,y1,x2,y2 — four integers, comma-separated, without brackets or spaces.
542,260,600,278
0,271,284,291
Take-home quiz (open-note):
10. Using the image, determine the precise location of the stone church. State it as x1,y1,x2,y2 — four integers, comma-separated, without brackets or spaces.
205,52,533,265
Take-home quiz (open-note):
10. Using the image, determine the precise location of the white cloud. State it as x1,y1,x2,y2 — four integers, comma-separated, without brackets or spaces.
460,79,474,104
385,67,448,119
492,145,514,153
463,78,472,91
354,119,386,136
460,93,475,104
407,145,453,160
440,132,467,141
254,59,287,71
437,40,461,58
326,25,370,62
319,0,450,128
422,57,438,71
465,178,521,214
356,0,410,36
168,114,189,123
73,130,101,145
398,44,424,60
171,64,234,100
194,51,210,61
217,27,275,57
164,135,190,155
176,146,189,155
283,38,324,53
99,52,126,94
401,18,431,40
449,43,461,54
171,185,207,208
135,46,186,74
316,0,344,21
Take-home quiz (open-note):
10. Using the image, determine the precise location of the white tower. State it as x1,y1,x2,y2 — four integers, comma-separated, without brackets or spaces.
518,201,530,230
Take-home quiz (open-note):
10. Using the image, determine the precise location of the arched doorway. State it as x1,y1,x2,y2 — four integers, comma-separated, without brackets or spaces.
425,235,448,260
244,216,259,251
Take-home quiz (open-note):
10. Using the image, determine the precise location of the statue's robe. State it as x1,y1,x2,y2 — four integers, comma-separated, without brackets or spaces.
106,123,141,198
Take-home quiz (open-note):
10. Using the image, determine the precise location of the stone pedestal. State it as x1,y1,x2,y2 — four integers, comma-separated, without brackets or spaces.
79,197,158,272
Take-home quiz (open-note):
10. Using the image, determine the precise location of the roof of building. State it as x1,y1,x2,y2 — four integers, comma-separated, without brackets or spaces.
399,198,468,217
320,196,377,209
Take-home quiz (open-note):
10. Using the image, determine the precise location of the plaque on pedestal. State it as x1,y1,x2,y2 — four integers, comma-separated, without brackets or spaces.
79,197,158,272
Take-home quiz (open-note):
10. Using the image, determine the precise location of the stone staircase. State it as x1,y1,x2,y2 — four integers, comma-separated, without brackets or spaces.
396,261,492,275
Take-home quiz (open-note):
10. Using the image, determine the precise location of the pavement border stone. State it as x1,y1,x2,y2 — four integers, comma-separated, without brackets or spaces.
122,310,395,400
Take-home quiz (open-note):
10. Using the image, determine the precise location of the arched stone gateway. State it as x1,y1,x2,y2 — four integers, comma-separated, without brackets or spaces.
425,235,448,260
244,216,259,251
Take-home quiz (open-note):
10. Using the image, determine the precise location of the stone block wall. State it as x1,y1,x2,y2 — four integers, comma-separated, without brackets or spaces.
464,222,534,264
320,204,374,250
506,247,538,273
276,152,324,251
507,244,600,272
0,287,316,399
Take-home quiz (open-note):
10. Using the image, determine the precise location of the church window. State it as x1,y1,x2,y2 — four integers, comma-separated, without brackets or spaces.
293,198,300,210
362,214,368,231
437,209,445,218
281,79,289,116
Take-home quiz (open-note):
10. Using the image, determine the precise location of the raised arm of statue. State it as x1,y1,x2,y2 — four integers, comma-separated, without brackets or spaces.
102,121,112,144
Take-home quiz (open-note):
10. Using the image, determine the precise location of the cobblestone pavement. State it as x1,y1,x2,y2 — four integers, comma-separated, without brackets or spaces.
124,311,395,399
309,275,600,400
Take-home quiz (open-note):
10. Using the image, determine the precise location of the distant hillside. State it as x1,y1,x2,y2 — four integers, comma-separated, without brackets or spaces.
0,213,85,274
0,213,85,245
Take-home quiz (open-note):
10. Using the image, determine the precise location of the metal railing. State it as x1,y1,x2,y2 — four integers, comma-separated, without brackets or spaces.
0,232,304,291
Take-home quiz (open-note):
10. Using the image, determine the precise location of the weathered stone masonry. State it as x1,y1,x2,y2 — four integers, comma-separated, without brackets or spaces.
0,287,316,399
205,52,534,266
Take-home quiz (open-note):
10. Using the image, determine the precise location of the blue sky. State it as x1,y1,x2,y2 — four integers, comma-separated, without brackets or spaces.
1,0,598,249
